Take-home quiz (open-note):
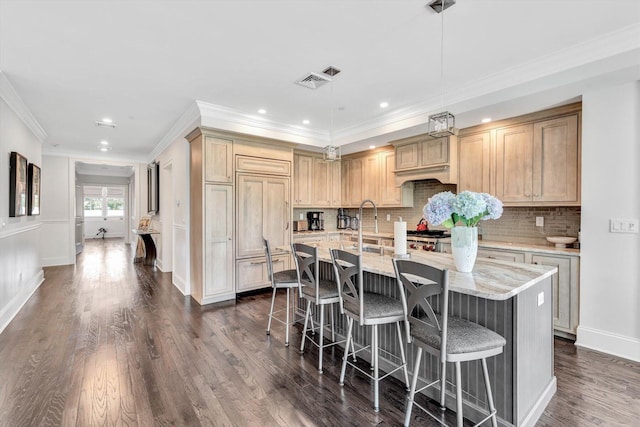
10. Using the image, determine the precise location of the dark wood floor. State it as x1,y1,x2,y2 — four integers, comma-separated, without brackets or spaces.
1,239,638,426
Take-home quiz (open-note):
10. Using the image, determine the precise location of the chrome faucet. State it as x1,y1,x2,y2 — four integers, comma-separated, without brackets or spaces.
358,199,378,254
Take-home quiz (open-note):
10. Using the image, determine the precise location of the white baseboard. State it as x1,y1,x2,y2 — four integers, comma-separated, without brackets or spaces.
41,256,72,267
576,325,640,363
172,272,188,295
0,269,45,334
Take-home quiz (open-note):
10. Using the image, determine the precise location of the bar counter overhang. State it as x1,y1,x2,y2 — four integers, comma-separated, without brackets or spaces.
292,242,558,427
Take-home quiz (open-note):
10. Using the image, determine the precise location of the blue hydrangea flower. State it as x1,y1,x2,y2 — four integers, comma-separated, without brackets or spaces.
480,193,503,220
424,190,503,228
423,191,455,226
452,191,487,223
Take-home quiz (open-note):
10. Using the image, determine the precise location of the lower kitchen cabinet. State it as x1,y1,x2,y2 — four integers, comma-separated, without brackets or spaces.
236,254,291,292
477,248,526,263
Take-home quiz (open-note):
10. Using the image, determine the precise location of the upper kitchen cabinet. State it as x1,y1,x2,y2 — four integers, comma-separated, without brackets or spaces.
458,131,492,194
204,135,233,183
391,134,458,186
341,148,413,208
459,103,581,207
292,152,341,208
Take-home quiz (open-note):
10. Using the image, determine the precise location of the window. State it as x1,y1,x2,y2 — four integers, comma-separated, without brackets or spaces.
83,186,126,218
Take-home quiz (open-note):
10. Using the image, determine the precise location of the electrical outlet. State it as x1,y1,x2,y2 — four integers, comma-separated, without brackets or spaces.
535,217,544,227
386,214,391,221
299,213,304,220
537,292,544,306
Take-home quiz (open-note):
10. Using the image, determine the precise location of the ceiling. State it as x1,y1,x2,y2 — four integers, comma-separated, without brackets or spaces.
76,161,134,178
1,1,639,162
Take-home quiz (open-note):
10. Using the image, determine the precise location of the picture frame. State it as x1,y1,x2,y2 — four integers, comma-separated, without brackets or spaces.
137,216,151,232
28,163,41,215
147,161,159,215
9,151,28,217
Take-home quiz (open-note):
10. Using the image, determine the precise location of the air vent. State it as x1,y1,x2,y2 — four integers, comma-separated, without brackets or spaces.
295,72,332,90
95,120,117,128
428,0,456,13
322,66,341,77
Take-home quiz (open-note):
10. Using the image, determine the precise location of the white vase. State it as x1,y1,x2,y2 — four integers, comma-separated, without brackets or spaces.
451,226,478,273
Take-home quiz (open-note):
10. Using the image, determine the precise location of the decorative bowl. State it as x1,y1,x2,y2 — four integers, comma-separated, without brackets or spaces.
546,236,577,248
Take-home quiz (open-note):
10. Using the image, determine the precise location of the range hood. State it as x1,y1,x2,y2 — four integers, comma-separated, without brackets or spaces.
391,134,458,186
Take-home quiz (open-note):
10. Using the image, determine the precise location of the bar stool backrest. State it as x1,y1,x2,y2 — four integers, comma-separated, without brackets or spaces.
329,249,364,323
263,237,276,288
292,243,320,301
393,259,450,361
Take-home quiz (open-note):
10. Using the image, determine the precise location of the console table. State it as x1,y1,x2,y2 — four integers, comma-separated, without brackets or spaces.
132,229,160,267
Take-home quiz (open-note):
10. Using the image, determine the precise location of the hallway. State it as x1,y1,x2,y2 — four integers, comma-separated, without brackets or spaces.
0,239,638,426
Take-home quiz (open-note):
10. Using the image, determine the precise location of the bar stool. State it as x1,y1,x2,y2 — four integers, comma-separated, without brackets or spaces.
264,237,299,346
392,259,506,427
293,243,345,374
330,249,410,412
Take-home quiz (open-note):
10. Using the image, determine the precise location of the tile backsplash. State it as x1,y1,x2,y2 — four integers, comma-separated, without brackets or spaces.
348,180,581,246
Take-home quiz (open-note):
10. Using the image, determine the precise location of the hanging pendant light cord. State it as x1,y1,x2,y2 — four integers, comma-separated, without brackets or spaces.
440,3,445,110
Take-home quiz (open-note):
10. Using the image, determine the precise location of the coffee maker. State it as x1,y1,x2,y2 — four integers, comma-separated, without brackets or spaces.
337,208,350,229
307,211,324,231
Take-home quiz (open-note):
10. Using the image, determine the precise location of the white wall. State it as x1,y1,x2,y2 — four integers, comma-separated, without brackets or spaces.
577,80,640,362
41,155,72,266
0,86,44,333
153,137,189,295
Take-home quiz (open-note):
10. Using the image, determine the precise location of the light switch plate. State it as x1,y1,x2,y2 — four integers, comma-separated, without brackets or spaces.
536,217,544,227
386,214,391,221
299,213,304,220
610,218,639,233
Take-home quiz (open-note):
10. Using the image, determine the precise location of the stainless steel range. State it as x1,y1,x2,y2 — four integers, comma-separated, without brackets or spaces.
405,230,450,252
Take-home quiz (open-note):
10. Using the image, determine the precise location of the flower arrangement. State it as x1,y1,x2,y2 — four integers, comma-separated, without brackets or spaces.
423,191,503,228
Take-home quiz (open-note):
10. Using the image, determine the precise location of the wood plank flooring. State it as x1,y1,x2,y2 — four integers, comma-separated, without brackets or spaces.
0,238,638,426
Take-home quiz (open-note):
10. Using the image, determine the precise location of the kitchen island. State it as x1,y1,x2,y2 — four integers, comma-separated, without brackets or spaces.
298,241,558,427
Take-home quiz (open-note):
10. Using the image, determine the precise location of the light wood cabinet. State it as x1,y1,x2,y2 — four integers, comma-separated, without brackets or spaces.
203,185,234,298
204,136,233,183
459,104,581,206
236,254,290,292
293,154,313,206
477,247,526,263
236,173,290,259
532,254,579,337
330,161,341,207
391,134,458,185
421,137,449,166
395,142,419,169
341,149,413,208
458,132,492,194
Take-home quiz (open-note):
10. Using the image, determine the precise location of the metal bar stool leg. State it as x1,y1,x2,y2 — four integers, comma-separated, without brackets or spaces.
373,324,380,412
440,359,447,410
318,303,325,373
339,317,354,386
482,358,498,427
266,287,277,335
285,288,290,346
455,361,463,427
395,321,410,390
300,300,312,353
404,347,422,426
330,304,335,342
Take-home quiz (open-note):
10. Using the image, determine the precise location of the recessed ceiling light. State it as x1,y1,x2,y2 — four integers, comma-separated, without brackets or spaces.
98,145,112,152
102,117,113,123
369,145,376,149
100,140,109,146
481,118,492,123
380,102,389,108
258,109,267,114
303,119,310,125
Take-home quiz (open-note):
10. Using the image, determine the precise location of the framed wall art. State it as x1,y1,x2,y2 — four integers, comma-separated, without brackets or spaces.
147,161,159,215
28,163,41,215
9,151,28,217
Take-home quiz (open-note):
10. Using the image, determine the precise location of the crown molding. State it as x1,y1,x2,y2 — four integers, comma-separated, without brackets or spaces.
0,71,47,143
147,101,201,163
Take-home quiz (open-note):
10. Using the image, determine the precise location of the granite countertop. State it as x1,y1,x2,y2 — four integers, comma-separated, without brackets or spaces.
294,241,557,301
474,240,580,256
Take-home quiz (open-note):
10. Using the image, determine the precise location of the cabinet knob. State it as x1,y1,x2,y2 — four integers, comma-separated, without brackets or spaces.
534,193,540,197
525,192,531,197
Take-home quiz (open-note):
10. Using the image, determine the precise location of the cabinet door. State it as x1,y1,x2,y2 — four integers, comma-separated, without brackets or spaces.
330,161,342,207
312,157,331,207
341,159,351,207
459,132,491,193
380,151,402,206
395,143,419,170
477,248,526,263
293,154,313,206
533,115,579,203
204,136,233,183
532,254,576,334
421,137,449,166
362,154,379,203
236,254,291,292
204,184,234,297
237,174,290,259
349,157,364,206
495,124,534,203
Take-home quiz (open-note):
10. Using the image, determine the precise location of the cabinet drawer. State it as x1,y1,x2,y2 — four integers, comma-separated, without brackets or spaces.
477,248,526,263
236,156,291,176
236,255,291,292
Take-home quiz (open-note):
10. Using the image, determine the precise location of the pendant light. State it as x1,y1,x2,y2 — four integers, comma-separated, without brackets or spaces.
427,0,456,138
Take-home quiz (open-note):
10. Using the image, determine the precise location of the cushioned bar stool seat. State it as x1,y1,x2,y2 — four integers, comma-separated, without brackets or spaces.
330,249,410,412
393,259,506,427
264,237,299,346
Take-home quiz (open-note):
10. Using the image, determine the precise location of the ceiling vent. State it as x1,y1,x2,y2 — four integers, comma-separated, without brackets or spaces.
322,66,341,77
295,72,332,90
